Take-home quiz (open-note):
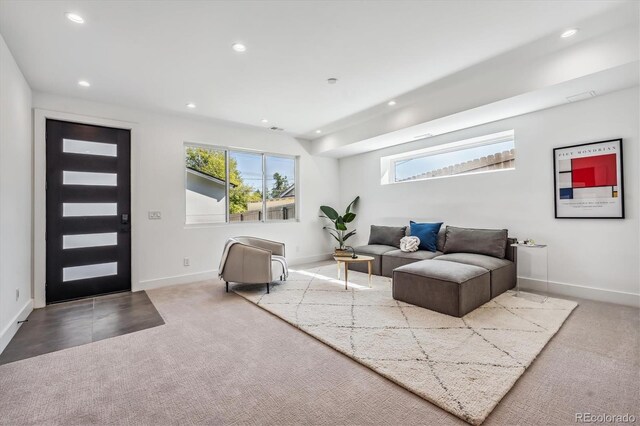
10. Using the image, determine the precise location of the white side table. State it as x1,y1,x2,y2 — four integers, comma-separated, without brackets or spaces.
510,243,549,302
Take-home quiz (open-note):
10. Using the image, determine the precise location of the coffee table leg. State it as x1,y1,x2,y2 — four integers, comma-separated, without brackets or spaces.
344,262,348,290
337,261,341,279
368,260,372,288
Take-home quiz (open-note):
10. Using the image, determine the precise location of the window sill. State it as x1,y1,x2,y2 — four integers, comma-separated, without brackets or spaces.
184,219,300,229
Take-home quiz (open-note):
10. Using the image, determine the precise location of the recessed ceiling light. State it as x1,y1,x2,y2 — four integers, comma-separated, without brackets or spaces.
78,80,90,87
261,118,269,123
232,43,247,52
65,13,84,24
327,78,338,84
186,103,196,109
388,100,396,106
315,130,322,134
561,28,578,38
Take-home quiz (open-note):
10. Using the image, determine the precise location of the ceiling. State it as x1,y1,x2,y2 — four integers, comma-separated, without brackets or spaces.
0,0,630,136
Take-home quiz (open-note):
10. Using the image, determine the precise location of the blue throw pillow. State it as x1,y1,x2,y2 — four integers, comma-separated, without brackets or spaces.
409,221,443,252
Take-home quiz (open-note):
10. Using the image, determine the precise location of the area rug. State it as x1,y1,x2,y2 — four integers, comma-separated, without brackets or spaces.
233,263,578,425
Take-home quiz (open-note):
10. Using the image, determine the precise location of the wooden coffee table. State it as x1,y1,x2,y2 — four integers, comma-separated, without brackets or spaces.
333,255,374,290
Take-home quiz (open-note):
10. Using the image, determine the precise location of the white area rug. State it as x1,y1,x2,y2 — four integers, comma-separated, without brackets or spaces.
234,263,577,425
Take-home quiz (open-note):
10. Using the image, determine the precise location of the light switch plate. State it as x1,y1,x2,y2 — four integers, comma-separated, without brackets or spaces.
148,211,162,220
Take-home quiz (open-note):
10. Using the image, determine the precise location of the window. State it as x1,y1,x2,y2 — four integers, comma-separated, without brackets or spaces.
228,151,263,222
265,156,296,221
381,130,515,185
185,146,227,224
185,144,298,224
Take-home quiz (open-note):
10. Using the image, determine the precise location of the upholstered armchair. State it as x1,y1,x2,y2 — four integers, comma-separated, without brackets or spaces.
218,236,288,294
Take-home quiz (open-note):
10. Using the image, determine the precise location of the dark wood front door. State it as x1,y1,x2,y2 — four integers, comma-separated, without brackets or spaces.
46,119,131,303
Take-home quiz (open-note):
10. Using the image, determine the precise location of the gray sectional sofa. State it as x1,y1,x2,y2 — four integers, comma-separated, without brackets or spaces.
349,225,516,317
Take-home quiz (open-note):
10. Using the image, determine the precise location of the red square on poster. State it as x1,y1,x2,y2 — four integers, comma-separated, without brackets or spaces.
571,154,617,188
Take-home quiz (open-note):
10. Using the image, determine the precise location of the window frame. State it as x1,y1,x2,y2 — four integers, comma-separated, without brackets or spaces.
184,142,299,226
381,130,515,185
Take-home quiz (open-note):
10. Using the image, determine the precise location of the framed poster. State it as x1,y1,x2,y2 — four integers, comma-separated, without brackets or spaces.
553,139,624,219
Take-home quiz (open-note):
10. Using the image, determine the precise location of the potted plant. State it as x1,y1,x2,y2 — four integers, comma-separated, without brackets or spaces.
320,196,359,256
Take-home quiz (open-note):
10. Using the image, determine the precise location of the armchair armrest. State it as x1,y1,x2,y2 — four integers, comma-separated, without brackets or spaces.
235,236,285,256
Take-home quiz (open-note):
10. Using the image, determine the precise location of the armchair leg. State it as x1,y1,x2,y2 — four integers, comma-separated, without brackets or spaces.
225,282,229,293
266,282,270,294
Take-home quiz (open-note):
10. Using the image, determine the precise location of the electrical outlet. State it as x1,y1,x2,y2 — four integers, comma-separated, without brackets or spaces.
15,289,19,301
183,257,190,267
148,211,162,220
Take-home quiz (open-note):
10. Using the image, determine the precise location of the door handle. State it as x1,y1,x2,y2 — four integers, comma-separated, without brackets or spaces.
121,213,129,225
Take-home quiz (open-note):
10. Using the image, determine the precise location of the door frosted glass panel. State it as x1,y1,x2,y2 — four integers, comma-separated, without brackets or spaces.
63,171,117,186
63,139,117,157
63,262,118,282
63,203,117,217
63,232,118,249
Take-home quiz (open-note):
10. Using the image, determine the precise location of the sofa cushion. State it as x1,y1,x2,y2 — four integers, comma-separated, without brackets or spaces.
409,221,443,252
381,250,443,278
350,244,397,275
435,253,515,298
385,249,443,260
368,225,406,248
394,259,488,283
392,260,490,317
443,226,508,259
434,253,511,271
353,244,397,256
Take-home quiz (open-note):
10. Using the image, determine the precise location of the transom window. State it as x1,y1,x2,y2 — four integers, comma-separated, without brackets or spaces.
185,144,297,224
381,130,515,185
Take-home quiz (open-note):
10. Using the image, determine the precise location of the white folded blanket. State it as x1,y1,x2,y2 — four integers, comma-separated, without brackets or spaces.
400,236,420,252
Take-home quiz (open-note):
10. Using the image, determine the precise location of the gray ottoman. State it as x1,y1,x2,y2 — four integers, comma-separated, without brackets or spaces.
392,260,490,317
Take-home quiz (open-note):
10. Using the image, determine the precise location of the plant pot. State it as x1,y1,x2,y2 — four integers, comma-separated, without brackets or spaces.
334,248,350,257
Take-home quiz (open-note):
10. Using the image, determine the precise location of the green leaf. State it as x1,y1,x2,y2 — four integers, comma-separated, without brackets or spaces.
342,212,356,223
320,205,339,221
326,232,340,243
343,230,357,242
335,216,347,231
345,196,360,214
323,227,339,237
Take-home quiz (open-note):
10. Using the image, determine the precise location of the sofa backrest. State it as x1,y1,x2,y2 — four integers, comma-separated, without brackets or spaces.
505,238,517,262
437,227,446,252
404,223,515,259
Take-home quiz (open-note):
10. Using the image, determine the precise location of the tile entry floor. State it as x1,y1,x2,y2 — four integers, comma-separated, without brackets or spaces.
0,291,164,365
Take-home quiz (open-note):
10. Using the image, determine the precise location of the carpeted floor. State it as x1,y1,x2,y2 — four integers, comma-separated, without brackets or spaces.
233,264,577,425
0,261,637,425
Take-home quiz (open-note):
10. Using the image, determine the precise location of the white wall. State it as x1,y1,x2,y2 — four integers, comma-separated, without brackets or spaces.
0,34,33,352
32,92,340,301
339,87,639,306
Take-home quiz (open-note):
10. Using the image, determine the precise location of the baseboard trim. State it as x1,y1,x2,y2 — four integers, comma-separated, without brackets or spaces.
288,253,333,266
136,270,218,291
135,254,334,292
518,277,639,307
0,299,33,355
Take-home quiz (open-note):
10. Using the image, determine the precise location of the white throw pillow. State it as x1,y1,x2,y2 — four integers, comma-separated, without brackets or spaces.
400,236,420,252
